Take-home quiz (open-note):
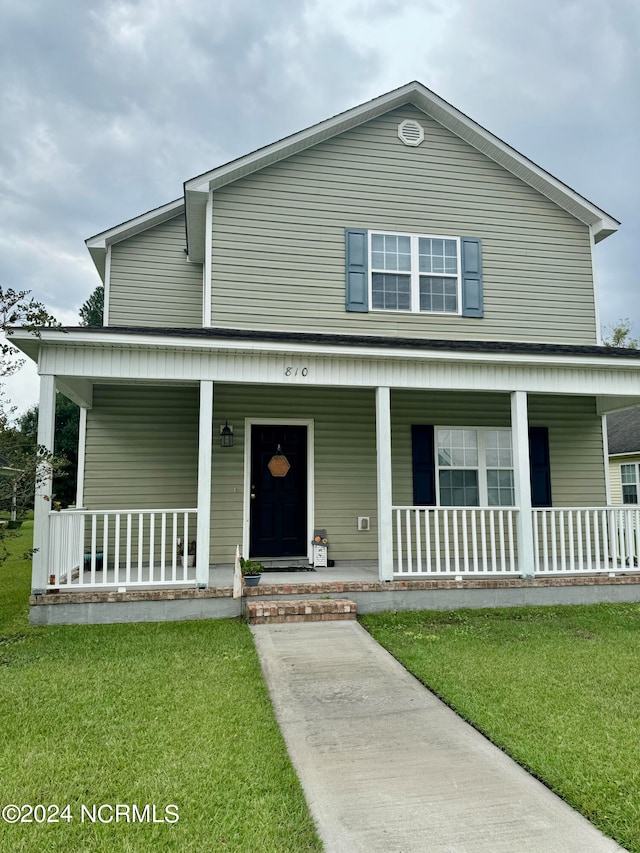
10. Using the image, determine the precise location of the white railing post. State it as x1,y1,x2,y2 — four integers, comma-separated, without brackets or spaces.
376,386,394,581
196,380,213,587
511,391,534,578
32,374,56,594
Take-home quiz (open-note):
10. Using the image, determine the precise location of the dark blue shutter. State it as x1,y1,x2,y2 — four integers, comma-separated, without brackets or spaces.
345,228,368,312
411,425,436,505
460,236,483,317
529,427,552,507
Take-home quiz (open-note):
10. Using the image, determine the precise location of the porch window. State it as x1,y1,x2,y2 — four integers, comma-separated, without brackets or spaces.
436,428,515,507
621,463,640,504
370,232,461,314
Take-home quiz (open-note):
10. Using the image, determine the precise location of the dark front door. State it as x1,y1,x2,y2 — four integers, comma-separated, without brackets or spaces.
250,425,307,558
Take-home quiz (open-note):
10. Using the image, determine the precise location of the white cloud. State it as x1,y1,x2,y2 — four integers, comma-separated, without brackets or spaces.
0,0,638,421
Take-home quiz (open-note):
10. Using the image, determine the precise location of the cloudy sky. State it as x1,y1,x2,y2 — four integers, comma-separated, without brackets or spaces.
1,0,638,413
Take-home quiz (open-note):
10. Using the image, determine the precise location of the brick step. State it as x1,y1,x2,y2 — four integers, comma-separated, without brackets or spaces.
247,598,357,625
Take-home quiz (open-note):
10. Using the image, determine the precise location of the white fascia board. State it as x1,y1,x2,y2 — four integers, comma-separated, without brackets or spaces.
84,198,185,279
183,81,619,240
85,199,184,249
413,92,619,237
608,451,640,459
589,225,602,345
103,245,111,324
85,198,184,248
202,191,213,325
9,328,640,373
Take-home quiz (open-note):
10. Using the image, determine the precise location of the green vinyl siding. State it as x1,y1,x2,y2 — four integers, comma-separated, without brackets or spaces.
391,390,606,507
391,390,513,507
211,385,378,563
82,384,606,565
211,105,596,344
83,385,199,509
108,215,202,327
528,395,606,506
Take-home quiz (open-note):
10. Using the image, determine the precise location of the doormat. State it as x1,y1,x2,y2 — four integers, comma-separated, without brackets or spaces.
262,566,316,573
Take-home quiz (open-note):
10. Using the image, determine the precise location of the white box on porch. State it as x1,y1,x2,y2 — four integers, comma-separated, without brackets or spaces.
313,543,328,568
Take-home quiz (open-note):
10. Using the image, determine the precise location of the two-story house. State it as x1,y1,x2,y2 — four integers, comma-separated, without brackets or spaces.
13,81,640,624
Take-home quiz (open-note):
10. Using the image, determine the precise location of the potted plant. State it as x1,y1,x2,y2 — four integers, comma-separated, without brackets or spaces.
240,557,264,587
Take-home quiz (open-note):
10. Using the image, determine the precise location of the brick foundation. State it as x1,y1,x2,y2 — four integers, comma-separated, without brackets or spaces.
30,573,640,607
247,599,357,625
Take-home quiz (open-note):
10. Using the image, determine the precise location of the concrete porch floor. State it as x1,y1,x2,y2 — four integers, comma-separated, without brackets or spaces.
208,559,381,587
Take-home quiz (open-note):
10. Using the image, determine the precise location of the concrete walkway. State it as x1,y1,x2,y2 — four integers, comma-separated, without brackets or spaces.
251,621,623,853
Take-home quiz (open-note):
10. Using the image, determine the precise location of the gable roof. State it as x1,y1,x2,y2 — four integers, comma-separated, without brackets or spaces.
183,80,619,261
86,80,620,276
85,198,184,280
607,408,640,455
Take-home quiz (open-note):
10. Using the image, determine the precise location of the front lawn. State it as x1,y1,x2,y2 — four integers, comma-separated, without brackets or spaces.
0,523,321,852
361,605,640,853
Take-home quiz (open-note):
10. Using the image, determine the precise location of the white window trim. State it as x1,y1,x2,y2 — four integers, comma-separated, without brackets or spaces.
243,418,315,563
435,425,514,507
620,462,640,505
368,230,462,316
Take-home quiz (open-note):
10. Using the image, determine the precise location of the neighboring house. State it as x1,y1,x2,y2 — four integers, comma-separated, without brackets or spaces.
608,408,640,504
10,81,640,615
0,455,22,523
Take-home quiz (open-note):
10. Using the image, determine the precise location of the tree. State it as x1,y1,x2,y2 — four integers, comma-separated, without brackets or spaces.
0,287,63,554
0,286,58,380
79,285,104,327
13,285,102,510
17,395,79,507
602,318,639,349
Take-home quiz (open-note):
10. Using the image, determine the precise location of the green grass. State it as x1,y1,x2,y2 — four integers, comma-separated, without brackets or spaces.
361,605,640,852
0,524,321,852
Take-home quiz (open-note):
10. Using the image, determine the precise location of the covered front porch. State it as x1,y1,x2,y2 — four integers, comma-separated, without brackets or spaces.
43,503,640,595
12,325,640,619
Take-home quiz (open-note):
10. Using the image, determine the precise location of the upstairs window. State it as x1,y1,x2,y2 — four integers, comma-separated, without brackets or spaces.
345,229,482,317
370,232,461,315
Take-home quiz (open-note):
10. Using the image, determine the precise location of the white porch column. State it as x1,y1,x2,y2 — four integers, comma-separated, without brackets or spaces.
511,391,534,578
376,386,393,581
196,380,214,587
75,407,87,507
32,374,56,593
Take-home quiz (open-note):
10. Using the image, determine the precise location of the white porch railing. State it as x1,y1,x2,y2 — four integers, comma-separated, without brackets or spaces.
393,506,640,577
393,506,519,576
48,508,198,589
533,507,640,574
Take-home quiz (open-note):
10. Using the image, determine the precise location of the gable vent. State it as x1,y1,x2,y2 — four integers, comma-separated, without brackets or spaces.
398,119,424,147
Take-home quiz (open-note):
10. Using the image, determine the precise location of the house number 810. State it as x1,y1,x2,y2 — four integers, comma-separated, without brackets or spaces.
284,367,309,377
